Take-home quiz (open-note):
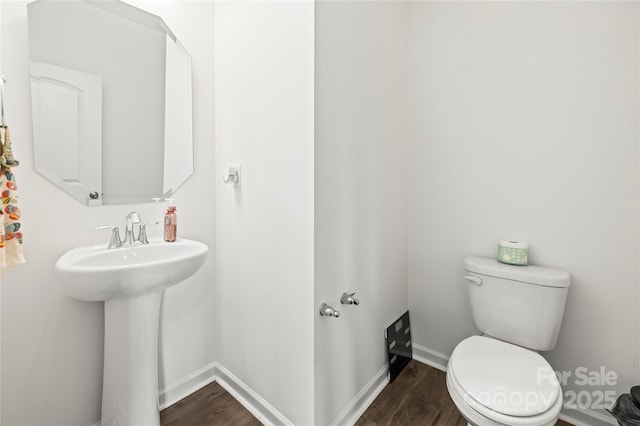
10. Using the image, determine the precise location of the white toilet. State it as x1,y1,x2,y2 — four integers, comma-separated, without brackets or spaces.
446,257,571,426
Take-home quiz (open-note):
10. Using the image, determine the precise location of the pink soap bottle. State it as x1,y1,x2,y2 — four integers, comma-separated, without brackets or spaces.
164,206,177,242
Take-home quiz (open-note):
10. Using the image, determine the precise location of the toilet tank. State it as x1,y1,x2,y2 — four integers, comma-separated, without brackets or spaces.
464,257,571,351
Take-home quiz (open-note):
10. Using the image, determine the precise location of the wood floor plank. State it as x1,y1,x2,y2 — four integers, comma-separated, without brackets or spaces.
161,381,261,426
356,361,467,426
161,361,574,426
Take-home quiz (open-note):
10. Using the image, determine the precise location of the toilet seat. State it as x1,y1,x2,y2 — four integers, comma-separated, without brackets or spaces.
447,336,563,426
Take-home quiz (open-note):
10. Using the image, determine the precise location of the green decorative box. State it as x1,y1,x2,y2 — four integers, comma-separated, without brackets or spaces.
497,241,528,265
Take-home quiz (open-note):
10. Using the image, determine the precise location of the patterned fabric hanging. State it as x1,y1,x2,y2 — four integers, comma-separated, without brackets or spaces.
0,168,24,271
0,123,25,272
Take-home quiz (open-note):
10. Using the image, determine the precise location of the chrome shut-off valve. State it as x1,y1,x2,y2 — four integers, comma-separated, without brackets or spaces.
319,303,340,318
340,292,360,305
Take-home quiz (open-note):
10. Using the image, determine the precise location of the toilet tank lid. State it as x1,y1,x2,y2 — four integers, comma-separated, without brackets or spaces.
465,257,571,288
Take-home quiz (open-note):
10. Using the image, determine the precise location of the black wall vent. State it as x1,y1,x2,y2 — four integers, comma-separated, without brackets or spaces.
385,311,412,383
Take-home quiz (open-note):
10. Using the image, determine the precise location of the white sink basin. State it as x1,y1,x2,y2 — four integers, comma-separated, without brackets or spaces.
55,238,208,301
55,238,208,426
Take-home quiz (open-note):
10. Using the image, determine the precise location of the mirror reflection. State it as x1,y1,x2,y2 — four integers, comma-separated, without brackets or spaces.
28,0,193,206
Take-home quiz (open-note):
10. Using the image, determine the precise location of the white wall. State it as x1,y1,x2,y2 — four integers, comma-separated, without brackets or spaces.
214,1,315,424
314,2,408,424
0,1,215,424
407,1,639,420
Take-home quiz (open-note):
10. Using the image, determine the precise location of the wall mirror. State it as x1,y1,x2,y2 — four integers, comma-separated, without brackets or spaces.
28,0,193,206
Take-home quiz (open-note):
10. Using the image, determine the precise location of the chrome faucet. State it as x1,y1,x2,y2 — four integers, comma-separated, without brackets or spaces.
124,212,141,244
97,212,152,249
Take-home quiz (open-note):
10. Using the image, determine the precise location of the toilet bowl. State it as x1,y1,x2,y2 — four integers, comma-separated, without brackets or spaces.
446,335,563,426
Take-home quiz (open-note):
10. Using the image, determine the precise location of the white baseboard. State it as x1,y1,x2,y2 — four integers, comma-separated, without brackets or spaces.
158,361,292,425
158,362,217,410
559,408,617,426
412,343,449,372
330,364,390,426
215,363,293,426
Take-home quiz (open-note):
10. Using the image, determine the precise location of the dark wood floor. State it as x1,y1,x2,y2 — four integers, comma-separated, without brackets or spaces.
356,361,572,426
356,360,467,425
161,360,574,426
161,381,261,426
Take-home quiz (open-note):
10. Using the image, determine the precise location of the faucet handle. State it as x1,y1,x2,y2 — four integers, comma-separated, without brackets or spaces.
136,221,159,244
95,225,122,249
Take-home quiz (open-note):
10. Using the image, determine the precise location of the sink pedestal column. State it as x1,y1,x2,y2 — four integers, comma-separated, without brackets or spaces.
101,291,163,426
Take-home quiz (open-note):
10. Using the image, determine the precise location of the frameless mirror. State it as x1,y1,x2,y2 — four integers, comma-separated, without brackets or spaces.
28,0,193,206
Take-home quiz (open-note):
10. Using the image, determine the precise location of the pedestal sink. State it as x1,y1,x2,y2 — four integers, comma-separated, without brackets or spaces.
55,238,208,426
